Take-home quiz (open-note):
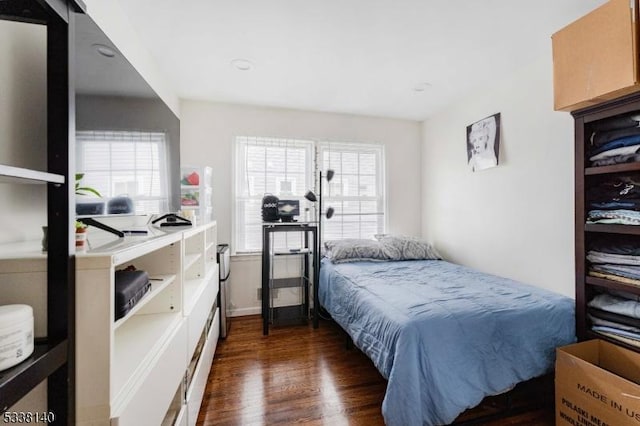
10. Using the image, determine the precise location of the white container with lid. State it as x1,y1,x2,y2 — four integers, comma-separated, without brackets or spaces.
0,304,34,371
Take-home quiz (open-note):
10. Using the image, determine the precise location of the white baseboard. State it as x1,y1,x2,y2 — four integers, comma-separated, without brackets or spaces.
229,307,261,317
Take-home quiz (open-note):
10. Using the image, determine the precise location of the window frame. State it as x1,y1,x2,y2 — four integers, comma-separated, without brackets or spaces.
317,141,386,242
232,136,315,254
232,136,386,254
76,129,170,215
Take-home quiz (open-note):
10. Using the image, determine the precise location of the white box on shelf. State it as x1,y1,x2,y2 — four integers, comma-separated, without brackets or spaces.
180,165,213,224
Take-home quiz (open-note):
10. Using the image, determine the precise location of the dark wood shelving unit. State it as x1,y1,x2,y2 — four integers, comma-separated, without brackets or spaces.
573,90,640,348
0,0,85,422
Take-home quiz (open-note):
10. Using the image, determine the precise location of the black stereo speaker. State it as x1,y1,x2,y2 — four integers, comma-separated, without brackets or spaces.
261,194,280,222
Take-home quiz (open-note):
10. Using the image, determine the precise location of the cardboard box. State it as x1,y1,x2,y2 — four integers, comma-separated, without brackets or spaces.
556,340,640,426
552,0,640,112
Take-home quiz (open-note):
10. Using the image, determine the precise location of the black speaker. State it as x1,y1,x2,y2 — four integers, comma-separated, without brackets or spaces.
261,194,280,222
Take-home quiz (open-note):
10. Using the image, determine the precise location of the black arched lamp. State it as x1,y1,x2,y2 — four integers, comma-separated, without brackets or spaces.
304,169,334,255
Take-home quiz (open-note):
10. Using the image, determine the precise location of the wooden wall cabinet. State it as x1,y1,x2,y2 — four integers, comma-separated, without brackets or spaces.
553,0,640,112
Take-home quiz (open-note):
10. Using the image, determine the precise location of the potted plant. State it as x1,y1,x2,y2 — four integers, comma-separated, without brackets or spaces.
75,173,101,198
42,174,102,251
75,173,101,250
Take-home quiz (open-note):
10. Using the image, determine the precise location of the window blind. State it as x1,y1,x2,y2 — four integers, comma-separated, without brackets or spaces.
318,142,385,241
76,130,169,214
234,136,314,253
233,136,386,254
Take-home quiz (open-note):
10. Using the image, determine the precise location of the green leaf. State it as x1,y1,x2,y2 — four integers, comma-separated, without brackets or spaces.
76,186,101,197
75,173,101,197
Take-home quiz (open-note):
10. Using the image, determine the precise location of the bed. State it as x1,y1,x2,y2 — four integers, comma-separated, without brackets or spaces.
318,255,575,426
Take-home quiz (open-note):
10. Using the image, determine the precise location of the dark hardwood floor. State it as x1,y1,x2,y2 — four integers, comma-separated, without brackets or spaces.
197,316,555,425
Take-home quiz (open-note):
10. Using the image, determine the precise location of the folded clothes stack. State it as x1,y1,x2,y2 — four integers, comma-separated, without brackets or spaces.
589,112,640,166
587,239,640,286
586,176,640,225
588,291,640,347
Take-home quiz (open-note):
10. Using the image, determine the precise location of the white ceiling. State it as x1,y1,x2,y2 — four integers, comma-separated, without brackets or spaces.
118,0,606,121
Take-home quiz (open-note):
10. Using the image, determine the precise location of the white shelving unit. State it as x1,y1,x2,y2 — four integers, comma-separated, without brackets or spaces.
182,226,218,425
0,222,219,425
72,221,218,425
180,165,213,225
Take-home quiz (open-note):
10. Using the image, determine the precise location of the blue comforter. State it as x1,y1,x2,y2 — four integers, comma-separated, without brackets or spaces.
318,259,575,425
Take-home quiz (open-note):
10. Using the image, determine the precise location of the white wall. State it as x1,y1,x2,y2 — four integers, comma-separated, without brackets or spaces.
0,21,48,244
84,0,180,116
421,52,576,298
180,101,422,314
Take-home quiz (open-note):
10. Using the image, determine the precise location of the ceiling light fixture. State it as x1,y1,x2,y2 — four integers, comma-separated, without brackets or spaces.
413,82,432,92
92,43,116,58
231,58,254,71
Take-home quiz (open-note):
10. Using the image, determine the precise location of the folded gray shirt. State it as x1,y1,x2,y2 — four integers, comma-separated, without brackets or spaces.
589,293,640,319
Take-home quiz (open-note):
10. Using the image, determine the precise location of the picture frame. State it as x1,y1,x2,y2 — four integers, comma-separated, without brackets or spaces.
466,112,501,172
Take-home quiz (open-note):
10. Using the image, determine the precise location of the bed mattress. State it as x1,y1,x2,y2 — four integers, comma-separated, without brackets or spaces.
318,258,575,425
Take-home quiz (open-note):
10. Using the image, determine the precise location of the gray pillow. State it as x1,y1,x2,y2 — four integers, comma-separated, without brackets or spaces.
375,234,441,260
324,238,390,263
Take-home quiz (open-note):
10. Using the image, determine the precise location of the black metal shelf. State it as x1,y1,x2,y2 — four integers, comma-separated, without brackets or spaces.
271,277,310,289
273,249,312,256
0,0,77,421
271,305,308,326
0,340,67,411
0,165,65,185
262,223,317,335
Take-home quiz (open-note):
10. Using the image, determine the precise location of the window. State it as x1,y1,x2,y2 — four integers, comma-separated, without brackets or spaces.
233,136,386,253
319,142,385,240
234,137,314,253
76,130,169,214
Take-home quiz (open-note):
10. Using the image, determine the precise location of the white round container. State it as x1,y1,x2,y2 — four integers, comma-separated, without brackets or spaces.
0,305,34,371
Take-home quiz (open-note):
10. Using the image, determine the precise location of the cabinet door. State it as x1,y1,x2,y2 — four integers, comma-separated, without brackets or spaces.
553,0,639,111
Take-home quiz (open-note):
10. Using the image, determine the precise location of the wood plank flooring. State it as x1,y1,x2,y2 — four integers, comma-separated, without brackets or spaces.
197,316,555,425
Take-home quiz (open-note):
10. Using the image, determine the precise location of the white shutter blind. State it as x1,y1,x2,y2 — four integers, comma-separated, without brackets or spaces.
76,130,169,214
318,142,385,241
234,136,314,253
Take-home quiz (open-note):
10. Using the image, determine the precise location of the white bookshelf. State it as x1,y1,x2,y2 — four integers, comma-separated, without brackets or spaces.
112,312,183,405
183,253,202,272
0,222,219,425
113,274,177,330
74,221,218,425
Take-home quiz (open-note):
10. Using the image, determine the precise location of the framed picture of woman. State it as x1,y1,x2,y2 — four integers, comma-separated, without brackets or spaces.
466,112,500,172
